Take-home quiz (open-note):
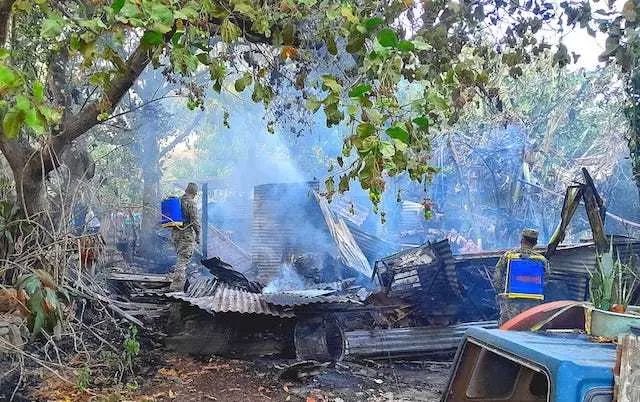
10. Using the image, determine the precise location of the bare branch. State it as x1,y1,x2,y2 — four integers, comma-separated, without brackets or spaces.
158,110,205,159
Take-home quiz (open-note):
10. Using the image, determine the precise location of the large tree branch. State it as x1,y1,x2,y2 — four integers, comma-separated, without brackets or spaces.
0,0,14,45
0,137,31,175
158,111,205,160
38,44,152,176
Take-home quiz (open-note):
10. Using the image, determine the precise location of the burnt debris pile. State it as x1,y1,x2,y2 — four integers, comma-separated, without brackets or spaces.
107,181,640,364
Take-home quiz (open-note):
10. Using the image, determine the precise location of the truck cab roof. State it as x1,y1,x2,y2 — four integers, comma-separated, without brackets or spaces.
443,328,616,402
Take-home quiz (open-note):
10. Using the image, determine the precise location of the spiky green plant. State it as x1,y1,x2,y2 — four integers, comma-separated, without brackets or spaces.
587,238,616,311
588,237,639,311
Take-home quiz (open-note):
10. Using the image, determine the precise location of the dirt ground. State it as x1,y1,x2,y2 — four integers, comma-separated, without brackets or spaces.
27,354,451,401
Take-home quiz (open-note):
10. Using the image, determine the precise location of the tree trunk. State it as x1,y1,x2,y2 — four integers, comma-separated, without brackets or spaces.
139,105,162,258
13,171,46,219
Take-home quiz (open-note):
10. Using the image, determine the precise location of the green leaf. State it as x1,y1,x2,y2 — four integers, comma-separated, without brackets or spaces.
0,64,21,95
397,40,415,52
41,16,63,39
141,30,164,46
377,28,398,47
221,19,241,43
25,108,46,135
413,116,429,128
426,90,448,111
346,34,365,54
112,0,125,13
324,103,344,127
340,5,358,23
348,84,372,98
234,73,252,92
31,309,45,336
339,175,350,193
171,31,184,46
119,1,141,19
326,33,338,55
411,39,432,50
79,18,108,32
386,126,409,144
252,82,264,102
32,81,45,103
321,75,342,93
38,105,62,123
364,17,384,31
357,122,375,137
15,95,30,112
0,48,9,59
149,2,174,34
233,0,255,17
379,141,395,157
175,2,201,19
325,176,335,194
17,274,41,295
209,59,226,81
2,108,24,139
209,5,230,19
196,52,210,65
252,14,271,37
306,98,322,112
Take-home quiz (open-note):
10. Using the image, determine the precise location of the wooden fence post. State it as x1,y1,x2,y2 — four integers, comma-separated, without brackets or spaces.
616,334,640,402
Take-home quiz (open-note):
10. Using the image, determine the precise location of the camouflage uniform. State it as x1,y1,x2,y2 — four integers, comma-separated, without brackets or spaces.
169,194,200,291
493,246,549,326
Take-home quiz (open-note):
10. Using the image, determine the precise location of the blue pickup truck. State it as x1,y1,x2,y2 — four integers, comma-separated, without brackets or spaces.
442,328,616,402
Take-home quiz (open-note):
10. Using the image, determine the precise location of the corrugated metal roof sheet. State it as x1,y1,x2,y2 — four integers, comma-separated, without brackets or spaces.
314,191,373,278
344,320,498,359
261,292,361,307
330,196,369,226
347,222,398,263
166,281,294,318
250,182,320,284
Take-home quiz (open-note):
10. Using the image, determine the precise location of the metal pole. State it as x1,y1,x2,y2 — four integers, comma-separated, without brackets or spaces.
202,182,208,259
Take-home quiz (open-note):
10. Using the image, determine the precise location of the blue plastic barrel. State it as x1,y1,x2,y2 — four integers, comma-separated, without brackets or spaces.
160,197,184,227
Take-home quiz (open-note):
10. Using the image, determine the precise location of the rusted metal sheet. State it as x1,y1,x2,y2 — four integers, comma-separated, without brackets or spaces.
167,282,294,318
343,321,498,359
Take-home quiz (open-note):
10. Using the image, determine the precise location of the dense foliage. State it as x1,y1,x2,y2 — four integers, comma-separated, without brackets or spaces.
0,0,633,216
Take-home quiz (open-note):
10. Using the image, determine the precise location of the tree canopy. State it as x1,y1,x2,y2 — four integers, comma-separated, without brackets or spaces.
0,0,638,215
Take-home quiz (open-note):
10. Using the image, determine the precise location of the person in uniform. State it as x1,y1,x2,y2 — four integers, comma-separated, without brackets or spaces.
493,228,549,326
169,183,201,291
